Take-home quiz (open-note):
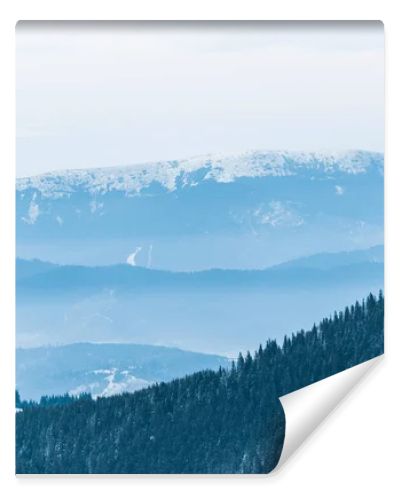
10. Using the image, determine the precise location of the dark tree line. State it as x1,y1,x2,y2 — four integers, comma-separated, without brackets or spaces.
16,391,92,410
16,292,384,474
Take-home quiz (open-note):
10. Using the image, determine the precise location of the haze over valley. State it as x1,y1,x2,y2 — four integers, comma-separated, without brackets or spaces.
16,150,384,399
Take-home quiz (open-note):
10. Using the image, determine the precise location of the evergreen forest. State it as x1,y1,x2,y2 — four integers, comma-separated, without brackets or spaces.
16,292,384,474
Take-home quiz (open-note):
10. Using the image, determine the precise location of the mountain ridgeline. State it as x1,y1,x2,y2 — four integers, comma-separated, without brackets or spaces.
16,150,384,270
16,343,230,402
16,247,383,355
16,292,384,474
16,247,384,294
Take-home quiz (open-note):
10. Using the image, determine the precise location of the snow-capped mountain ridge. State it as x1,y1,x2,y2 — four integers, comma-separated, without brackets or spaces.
17,149,383,199
16,148,384,270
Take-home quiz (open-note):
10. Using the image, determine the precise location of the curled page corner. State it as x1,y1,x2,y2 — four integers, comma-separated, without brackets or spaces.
275,355,383,471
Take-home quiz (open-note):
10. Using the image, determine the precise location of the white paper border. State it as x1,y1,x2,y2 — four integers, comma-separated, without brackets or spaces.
1,2,398,498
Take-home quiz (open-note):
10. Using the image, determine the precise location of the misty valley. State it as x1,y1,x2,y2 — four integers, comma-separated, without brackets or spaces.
15,149,384,473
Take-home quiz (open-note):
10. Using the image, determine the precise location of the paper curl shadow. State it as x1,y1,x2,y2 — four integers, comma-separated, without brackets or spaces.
273,355,382,472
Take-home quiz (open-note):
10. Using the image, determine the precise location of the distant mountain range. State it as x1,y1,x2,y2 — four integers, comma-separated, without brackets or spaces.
17,150,383,196
272,244,383,270
16,246,383,355
15,149,384,364
16,258,58,281
15,150,385,469
17,249,383,295
16,149,384,270
16,343,230,402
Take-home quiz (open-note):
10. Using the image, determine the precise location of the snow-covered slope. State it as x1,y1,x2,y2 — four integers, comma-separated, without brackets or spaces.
16,343,229,401
17,149,382,198
16,149,384,270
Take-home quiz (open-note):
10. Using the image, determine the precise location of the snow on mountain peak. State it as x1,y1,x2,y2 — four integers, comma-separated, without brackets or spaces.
16,149,383,199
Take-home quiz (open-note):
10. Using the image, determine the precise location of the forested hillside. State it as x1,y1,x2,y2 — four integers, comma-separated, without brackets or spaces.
16,292,384,474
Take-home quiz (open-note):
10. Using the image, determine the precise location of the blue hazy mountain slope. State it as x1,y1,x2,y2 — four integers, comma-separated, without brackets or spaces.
272,244,383,270
16,248,383,355
16,150,384,270
16,343,229,402
16,244,383,286
17,261,383,293
16,258,59,281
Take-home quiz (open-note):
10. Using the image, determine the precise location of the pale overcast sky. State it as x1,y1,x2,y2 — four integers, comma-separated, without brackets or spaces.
16,21,384,177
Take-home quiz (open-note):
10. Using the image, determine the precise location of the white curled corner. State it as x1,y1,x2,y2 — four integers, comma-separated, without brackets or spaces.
275,355,383,470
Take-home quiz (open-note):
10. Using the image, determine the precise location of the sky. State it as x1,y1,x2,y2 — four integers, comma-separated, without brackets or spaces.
16,21,384,178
